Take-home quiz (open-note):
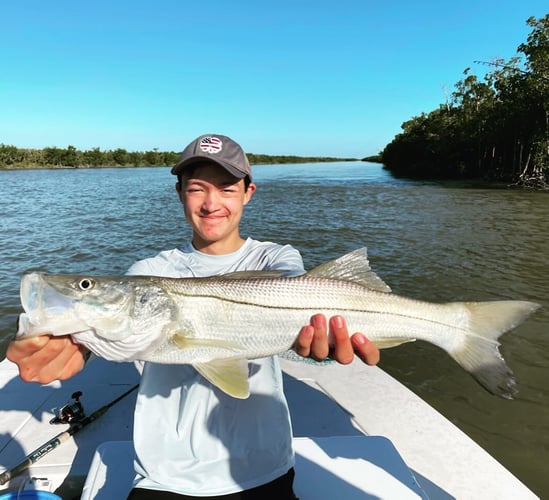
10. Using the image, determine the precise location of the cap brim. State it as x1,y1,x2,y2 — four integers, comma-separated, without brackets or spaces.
171,156,248,178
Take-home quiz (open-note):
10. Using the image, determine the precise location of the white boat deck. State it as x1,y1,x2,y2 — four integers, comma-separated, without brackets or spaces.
281,359,538,500
0,356,538,499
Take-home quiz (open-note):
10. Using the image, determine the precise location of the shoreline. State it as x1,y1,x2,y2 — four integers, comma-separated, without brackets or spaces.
0,158,362,171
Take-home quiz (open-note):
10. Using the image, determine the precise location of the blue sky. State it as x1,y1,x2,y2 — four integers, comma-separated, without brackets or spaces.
1,1,547,158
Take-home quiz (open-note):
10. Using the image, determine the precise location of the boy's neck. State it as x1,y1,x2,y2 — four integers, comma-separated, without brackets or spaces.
192,234,246,255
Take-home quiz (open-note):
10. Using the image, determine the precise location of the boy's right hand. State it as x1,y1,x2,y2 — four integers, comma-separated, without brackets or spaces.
6,334,87,384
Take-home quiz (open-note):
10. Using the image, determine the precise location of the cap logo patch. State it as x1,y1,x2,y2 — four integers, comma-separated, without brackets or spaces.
199,136,222,154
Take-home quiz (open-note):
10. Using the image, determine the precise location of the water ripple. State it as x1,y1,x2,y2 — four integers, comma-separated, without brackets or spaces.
1,163,548,495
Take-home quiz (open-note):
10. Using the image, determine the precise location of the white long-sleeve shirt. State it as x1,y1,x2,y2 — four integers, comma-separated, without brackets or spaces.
126,238,304,496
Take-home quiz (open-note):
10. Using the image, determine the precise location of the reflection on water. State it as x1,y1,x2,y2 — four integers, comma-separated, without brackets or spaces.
1,163,548,496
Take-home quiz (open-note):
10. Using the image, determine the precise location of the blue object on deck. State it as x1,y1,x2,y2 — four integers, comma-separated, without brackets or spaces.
0,492,62,500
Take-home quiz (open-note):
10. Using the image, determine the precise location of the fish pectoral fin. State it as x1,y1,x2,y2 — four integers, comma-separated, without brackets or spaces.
373,337,416,349
172,334,244,353
194,359,250,399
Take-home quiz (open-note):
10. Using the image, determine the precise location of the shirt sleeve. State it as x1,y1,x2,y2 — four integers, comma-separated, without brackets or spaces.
126,259,155,276
265,244,305,276
125,249,192,278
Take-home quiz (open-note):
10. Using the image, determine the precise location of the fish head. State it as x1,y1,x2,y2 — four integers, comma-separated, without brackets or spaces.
20,272,138,340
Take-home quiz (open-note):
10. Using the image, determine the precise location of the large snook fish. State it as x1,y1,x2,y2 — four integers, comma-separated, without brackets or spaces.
17,248,539,400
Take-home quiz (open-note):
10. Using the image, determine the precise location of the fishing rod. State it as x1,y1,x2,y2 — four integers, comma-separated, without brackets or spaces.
0,383,139,486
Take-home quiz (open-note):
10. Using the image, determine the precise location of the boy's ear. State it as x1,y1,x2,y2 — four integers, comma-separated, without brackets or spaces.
175,182,184,202
243,183,257,205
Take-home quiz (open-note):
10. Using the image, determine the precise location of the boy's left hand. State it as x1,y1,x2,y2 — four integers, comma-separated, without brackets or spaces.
294,314,380,366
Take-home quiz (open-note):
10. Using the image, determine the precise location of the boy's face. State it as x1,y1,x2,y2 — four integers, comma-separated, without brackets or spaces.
176,163,256,252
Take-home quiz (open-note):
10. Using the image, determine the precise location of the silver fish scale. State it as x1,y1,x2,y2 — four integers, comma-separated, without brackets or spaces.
159,275,394,311
141,275,462,365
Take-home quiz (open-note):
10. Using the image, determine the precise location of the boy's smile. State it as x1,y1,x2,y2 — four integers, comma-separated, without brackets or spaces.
177,163,256,254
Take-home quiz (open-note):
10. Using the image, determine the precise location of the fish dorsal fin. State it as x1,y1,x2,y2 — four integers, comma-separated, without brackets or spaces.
217,270,290,280
194,359,250,399
306,247,392,293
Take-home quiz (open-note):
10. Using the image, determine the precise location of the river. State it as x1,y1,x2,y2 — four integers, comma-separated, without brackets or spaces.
1,162,548,496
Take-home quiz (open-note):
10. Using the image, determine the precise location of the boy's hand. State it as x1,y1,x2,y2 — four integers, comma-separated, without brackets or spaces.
295,314,380,366
6,334,87,383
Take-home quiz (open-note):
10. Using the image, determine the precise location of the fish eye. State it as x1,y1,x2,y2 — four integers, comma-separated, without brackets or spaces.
78,278,95,291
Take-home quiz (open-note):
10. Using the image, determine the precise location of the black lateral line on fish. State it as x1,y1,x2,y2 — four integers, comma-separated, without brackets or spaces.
169,291,477,332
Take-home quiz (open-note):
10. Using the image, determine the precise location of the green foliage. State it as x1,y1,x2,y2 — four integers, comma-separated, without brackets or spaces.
0,146,353,170
381,14,549,187
0,145,181,170
246,154,356,164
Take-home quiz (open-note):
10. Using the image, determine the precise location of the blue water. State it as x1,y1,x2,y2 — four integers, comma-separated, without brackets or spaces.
1,162,548,495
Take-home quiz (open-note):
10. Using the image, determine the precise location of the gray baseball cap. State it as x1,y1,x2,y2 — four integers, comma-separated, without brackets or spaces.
171,134,252,180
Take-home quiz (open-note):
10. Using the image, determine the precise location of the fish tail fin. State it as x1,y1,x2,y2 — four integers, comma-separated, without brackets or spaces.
450,300,540,399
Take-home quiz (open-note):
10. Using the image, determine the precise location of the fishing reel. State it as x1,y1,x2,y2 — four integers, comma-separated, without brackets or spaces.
50,391,86,425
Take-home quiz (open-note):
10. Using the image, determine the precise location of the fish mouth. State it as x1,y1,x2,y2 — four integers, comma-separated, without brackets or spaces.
20,273,89,334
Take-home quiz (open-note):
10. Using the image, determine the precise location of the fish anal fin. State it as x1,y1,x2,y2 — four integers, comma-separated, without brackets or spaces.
194,359,250,399
306,247,392,293
373,338,416,349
